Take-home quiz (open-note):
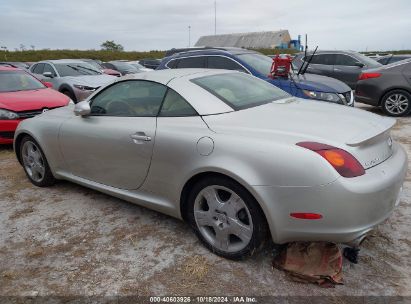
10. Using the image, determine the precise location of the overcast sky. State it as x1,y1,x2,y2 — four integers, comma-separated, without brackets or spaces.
0,0,410,52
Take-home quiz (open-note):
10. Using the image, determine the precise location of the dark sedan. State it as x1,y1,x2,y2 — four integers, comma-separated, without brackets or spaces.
293,50,382,89
355,59,411,116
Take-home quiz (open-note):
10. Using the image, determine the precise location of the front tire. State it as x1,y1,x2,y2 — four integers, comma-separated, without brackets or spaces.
20,136,56,187
381,90,411,117
187,176,268,260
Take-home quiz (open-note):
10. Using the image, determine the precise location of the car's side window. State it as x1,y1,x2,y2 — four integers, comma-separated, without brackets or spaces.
43,64,57,77
176,57,206,68
90,80,167,117
305,54,335,65
335,54,359,66
32,63,45,74
167,59,177,69
207,56,246,72
159,89,197,117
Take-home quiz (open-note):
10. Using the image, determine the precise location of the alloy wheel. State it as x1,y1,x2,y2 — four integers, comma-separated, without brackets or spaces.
193,185,253,253
22,141,46,183
385,93,409,115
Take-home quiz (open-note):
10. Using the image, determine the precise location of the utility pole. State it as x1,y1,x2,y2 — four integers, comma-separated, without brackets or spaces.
188,25,191,47
214,0,217,35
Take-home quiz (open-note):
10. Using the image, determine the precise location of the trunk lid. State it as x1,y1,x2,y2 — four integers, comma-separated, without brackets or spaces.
203,98,395,169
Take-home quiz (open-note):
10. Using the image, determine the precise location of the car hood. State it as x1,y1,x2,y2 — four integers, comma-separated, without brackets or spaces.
203,98,395,169
288,73,351,93
63,74,116,88
0,88,69,112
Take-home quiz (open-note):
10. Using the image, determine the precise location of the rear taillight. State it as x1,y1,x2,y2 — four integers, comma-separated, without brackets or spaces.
358,72,381,80
297,142,365,178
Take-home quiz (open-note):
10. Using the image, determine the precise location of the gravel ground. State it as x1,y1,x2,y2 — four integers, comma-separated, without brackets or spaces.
0,105,410,299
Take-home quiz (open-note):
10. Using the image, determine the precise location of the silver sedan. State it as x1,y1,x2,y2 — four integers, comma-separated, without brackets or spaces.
14,69,407,259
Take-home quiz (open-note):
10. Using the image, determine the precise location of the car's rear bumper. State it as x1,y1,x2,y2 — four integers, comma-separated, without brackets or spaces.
355,80,383,106
0,120,20,144
253,142,407,245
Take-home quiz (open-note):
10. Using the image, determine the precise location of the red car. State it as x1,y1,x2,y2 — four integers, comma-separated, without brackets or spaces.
0,66,70,144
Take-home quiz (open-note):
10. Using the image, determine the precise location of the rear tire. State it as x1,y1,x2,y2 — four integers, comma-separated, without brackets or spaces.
20,136,56,187
186,176,268,260
381,90,411,117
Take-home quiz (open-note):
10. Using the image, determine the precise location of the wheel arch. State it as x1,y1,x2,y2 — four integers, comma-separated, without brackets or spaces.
14,131,40,165
58,84,77,102
378,87,411,106
179,170,272,239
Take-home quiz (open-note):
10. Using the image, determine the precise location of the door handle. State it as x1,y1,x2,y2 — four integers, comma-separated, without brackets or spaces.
130,132,151,143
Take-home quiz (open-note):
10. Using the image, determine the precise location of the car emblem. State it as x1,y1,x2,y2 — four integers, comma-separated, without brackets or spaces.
42,108,49,113
388,137,393,148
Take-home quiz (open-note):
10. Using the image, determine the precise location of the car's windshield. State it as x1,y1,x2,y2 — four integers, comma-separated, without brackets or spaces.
237,53,273,76
0,70,45,92
84,60,103,70
191,72,290,110
55,63,102,77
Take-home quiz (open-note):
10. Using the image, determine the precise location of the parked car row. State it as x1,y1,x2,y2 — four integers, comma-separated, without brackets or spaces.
158,47,355,106
0,45,408,259
11,68,407,259
293,50,411,116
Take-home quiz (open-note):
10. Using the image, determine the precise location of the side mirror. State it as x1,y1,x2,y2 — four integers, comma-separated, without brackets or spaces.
354,62,365,68
42,81,53,88
43,71,54,78
74,101,91,116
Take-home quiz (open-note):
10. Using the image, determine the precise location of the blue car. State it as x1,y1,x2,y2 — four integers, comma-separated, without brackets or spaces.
157,47,354,106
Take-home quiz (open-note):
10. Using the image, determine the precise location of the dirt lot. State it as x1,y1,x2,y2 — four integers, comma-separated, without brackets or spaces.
0,105,410,299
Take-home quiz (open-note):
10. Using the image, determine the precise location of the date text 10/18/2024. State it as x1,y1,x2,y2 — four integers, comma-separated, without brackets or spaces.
149,296,258,303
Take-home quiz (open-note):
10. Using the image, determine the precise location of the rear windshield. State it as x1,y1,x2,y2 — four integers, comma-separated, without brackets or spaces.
191,72,290,110
354,53,382,68
0,70,45,92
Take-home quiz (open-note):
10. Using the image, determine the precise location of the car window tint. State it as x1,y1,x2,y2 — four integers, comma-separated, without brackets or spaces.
378,57,389,65
191,72,290,110
335,54,359,66
43,64,56,76
176,57,206,68
32,63,45,74
159,89,197,117
167,59,177,69
207,56,246,71
90,80,167,117
305,54,335,65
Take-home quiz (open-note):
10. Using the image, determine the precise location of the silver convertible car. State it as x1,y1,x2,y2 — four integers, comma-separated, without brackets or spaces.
14,69,407,259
